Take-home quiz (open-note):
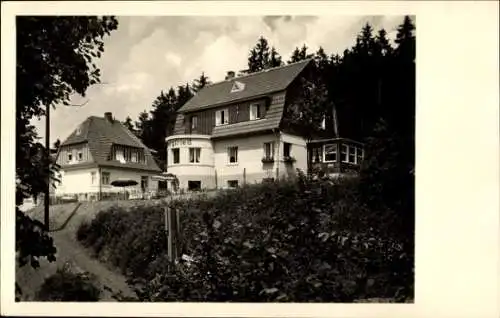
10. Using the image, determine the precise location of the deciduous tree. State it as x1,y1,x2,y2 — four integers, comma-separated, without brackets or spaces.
15,16,118,283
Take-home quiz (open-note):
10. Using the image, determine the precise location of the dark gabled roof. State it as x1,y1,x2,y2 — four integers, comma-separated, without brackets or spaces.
60,116,161,172
179,59,313,113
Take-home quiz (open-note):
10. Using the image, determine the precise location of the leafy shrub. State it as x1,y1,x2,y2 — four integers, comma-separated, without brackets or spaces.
77,205,167,279
77,174,413,302
35,267,101,301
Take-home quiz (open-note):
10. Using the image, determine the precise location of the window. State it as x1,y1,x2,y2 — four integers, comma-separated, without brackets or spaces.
263,142,274,159
230,81,245,93
188,181,202,191
341,144,348,163
172,148,180,164
250,103,261,120
76,127,81,135
101,172,110,185
141,176,149,191
349,146,356,163
131,151,138,163
215,109,229,126
191,115,198,131
324,143,337,162
321,115,326,130
227,180,239,188
91,172,96,185
116,149,125,163
228,146,238,163
284,142,291,157
312,146,323,163
68,153,73,162
356,147,364,164
78,151,83,161
189,147,201,163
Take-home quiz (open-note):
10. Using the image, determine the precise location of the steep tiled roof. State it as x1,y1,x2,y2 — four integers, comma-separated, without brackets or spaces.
61,116,161,172
179,59,312,113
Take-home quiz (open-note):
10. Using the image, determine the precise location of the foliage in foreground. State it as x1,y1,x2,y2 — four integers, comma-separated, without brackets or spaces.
35,266,101,301
16,16,118,272
77,173,414,302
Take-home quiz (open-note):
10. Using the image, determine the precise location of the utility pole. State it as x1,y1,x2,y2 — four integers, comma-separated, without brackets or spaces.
44,103,50,231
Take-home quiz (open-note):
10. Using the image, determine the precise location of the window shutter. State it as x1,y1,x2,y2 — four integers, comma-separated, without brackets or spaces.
216,111,221,126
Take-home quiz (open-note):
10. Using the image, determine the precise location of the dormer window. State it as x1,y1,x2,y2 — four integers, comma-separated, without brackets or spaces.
230,81,245,93
191,115,198,131
115,149,126,163
215,109,229,126
76,126,81,135
250,103,261,120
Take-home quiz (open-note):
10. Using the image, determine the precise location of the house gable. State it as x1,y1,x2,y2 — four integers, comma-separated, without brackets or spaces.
58,114,161,172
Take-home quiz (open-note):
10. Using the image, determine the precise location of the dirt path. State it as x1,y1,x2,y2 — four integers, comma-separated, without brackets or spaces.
16,203,137,301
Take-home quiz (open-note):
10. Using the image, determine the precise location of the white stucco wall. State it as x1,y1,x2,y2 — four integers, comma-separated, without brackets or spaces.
166,135,216,189
164,132,308,190
213,133,281,187
55,167,159,196
280,132,308,176
54,168,98,195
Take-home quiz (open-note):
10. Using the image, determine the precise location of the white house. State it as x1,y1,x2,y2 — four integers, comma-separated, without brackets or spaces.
54,112,162,200
166,59,364,191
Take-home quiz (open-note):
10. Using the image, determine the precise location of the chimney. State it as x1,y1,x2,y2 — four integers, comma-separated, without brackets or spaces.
225,71,235,80
104,112,113,122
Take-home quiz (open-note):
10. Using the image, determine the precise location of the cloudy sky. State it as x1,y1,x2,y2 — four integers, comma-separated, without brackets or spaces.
32,15,406,144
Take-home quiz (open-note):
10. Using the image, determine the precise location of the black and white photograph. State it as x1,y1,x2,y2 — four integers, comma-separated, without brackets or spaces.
2,1,499,317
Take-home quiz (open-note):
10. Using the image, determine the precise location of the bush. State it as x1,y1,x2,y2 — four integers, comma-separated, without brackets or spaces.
77,205,167,279
35,267,101,301
77,175,413,302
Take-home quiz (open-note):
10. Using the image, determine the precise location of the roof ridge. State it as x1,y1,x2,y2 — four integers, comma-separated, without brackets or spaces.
203,58,313,88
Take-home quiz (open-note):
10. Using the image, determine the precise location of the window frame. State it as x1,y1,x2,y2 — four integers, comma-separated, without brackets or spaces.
101,172,110,185
131,151,138,163
263,142,274,159
324,143,338,163
215,108,229,126
116,148,125,163
172,148,180,164
67,152,73,162
191,115,198,130
227,146,238,164
250,103,262,120
348,145,356,164
189,147,201,163
283,142,292,158
91,171,96,185
341,144,348,163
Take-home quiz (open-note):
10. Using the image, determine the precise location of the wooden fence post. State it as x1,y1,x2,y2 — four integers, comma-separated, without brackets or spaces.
165,205,181,268
243,167,246,185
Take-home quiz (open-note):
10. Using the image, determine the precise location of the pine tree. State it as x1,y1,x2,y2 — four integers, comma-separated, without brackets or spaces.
192,72,211,93
246,37,284,73
268,47,283,68
122,116,135,133
288,44,313,64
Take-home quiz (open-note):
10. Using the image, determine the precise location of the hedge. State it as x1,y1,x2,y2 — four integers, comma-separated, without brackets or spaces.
77,173,413,302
